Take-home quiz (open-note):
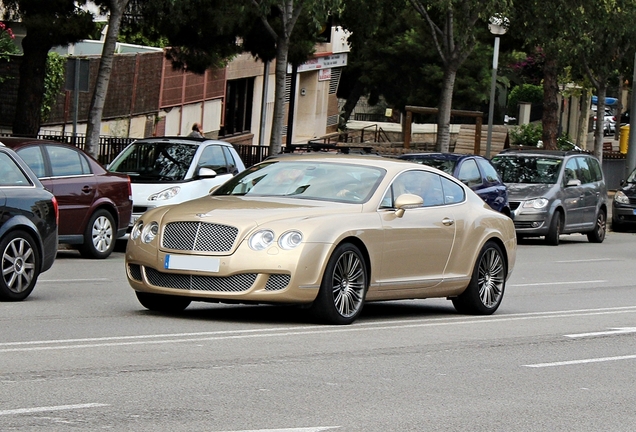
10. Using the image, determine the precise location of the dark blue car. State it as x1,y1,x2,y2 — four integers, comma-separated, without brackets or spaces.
399,153,510,216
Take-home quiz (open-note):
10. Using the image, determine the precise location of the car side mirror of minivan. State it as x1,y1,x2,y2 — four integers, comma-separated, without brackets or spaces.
566,179,582,187
620,179,626,187
197,166,217,178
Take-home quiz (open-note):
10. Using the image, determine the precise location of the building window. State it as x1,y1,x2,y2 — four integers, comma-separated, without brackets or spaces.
220,78,254,137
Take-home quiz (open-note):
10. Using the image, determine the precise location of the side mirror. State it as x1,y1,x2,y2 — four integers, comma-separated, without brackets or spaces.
620,179,626,187
197,166,217,178
394,193,423,218
566,179,582,187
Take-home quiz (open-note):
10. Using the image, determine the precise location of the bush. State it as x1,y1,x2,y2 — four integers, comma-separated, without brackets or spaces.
509,123,542,146
508,84,543,116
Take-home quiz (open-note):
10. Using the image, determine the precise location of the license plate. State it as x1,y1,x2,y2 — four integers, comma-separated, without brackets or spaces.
164,255,220,272
633,209,636,215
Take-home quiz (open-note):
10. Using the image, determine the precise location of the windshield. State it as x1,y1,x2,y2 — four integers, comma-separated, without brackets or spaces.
627,168,636,183
213,161,385,203
108,142,197,181
491,155,562,184
402,156,456,175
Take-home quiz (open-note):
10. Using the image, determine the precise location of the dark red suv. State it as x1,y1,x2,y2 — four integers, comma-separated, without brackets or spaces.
0,137,132,259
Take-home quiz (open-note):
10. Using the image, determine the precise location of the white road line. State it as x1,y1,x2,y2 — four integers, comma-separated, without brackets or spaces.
1,306,636,353
524,355,636,368
565,327,636,338
0,403,108,416
219,428,340,432
38,278,110,283
509,280,606,287
555,258,613,263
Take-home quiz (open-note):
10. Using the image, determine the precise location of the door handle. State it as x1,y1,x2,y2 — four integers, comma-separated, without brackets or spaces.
442,218,454,226
81,186,93,193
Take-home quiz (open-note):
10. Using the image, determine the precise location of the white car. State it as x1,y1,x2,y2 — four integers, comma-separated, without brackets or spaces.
108,137,246,237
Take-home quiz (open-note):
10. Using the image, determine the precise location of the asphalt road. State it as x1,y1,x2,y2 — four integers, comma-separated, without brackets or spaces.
1,231,636,431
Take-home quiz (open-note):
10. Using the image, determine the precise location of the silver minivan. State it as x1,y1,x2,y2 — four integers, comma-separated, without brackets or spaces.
491,149,607,245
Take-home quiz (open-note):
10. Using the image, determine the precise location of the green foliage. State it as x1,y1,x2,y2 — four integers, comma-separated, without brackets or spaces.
509,123,543,146
0,22,19,60
41,52,66,122
507,84,543,112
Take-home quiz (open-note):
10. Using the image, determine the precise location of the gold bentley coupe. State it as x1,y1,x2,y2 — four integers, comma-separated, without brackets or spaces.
125,154,516,324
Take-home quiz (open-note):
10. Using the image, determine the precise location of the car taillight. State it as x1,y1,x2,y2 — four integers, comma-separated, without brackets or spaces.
52,195,59,225
127,176,132,200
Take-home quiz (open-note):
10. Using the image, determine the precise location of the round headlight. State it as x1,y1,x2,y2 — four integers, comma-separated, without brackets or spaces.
523,198,549,209
149,186,181,201
614,190,629,204
279,230,303,250
249,230,275,251
131,220,143,240
141,221,159,244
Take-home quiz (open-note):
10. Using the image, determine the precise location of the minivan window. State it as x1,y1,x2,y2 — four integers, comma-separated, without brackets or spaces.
575,157,593,184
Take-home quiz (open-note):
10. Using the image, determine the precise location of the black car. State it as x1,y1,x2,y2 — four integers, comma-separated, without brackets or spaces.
0,145,58,300
399,153,510,216
612,166,636,231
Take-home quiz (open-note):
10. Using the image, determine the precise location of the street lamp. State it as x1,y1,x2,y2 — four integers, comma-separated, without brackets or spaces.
486,16,509,158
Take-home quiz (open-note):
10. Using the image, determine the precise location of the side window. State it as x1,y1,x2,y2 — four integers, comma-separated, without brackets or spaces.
383,170,444,208
457,159,482,188
16,146,46,178
586,157,603,182
476,158,501,183
199,145,228,175
0,152,32,186
564,158,579,184
575,157,592,184
441,176,465,204
222,146,238,174
45,145,86,177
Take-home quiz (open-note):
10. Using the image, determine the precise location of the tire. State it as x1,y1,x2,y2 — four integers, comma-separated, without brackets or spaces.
452,241,506,315
0,230,40,301
587,210,606,243
79,209,116,259
310,243,368,325
545,211,562,246
136,291,191,312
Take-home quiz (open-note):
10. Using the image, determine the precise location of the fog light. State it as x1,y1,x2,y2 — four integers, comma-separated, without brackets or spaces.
531,221,541,228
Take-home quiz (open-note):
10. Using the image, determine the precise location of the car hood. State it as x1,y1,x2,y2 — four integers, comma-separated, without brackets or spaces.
505,183,557,200
157,195,362,227
619,182,636,197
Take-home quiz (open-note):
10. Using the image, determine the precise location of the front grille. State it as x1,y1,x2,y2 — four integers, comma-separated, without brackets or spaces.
163,221,238,252
265,274,291,291
509,201,521,211
629,197,636,205
128,264,142,281
145,267,256,292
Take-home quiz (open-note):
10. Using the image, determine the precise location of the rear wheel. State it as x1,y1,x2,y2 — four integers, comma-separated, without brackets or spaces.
0,231,40,301
587,210,606,243
136,291,191,312
452,241,506,315
545,211,562,246
310,243,368,325
79,209,116,259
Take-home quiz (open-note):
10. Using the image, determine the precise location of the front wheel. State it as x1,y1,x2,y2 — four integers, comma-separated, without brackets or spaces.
136,291,191,312
587,210,606,243
310,243,368,325
79,209,116,259
0,230,40,301
452,241,506,315
545,211,562,246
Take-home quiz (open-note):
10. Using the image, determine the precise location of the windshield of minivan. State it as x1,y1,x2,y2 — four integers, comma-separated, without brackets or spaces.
108,142,197,181
491,155,562,184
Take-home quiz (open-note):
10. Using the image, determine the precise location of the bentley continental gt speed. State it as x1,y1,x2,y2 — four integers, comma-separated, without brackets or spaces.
125,154,517,324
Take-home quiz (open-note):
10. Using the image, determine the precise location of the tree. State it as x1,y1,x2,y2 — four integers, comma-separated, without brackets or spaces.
406,0,511,152
85,0,130,158
3,0,95,136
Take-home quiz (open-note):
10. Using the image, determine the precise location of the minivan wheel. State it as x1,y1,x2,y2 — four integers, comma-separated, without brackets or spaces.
79,209,116,259
587,210,606,243
545,211,562,246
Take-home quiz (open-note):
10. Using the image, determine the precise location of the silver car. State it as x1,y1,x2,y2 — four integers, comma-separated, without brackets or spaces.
491,149,607,245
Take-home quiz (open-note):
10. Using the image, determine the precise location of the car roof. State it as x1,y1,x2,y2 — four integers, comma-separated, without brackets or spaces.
131,136,234,146
399,152,481,161
261,153,425,170
496,148,585,158
0,136,76,150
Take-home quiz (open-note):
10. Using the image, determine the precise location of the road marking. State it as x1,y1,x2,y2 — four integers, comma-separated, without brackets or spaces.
219,428,339,432
565,327,636,338
1,306,636,353
509,280,606,287
555,258,613,263
0,403,108,416
524,355,636,368
38,278,110,283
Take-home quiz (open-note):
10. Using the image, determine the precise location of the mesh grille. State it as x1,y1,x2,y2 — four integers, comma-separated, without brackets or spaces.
128,264,142,281
144,267,257,292
509,202,521,210
163,221,238,252
265,274,291,291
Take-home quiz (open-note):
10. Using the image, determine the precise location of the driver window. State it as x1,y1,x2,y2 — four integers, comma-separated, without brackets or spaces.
382,171,444,208
457,159,482,188
564,159,579,184
199,145,228,174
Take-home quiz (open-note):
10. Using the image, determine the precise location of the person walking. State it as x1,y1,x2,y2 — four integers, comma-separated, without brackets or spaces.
188,123,203,138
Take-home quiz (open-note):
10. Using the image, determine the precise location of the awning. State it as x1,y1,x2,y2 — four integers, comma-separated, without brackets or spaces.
592,96,618,106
